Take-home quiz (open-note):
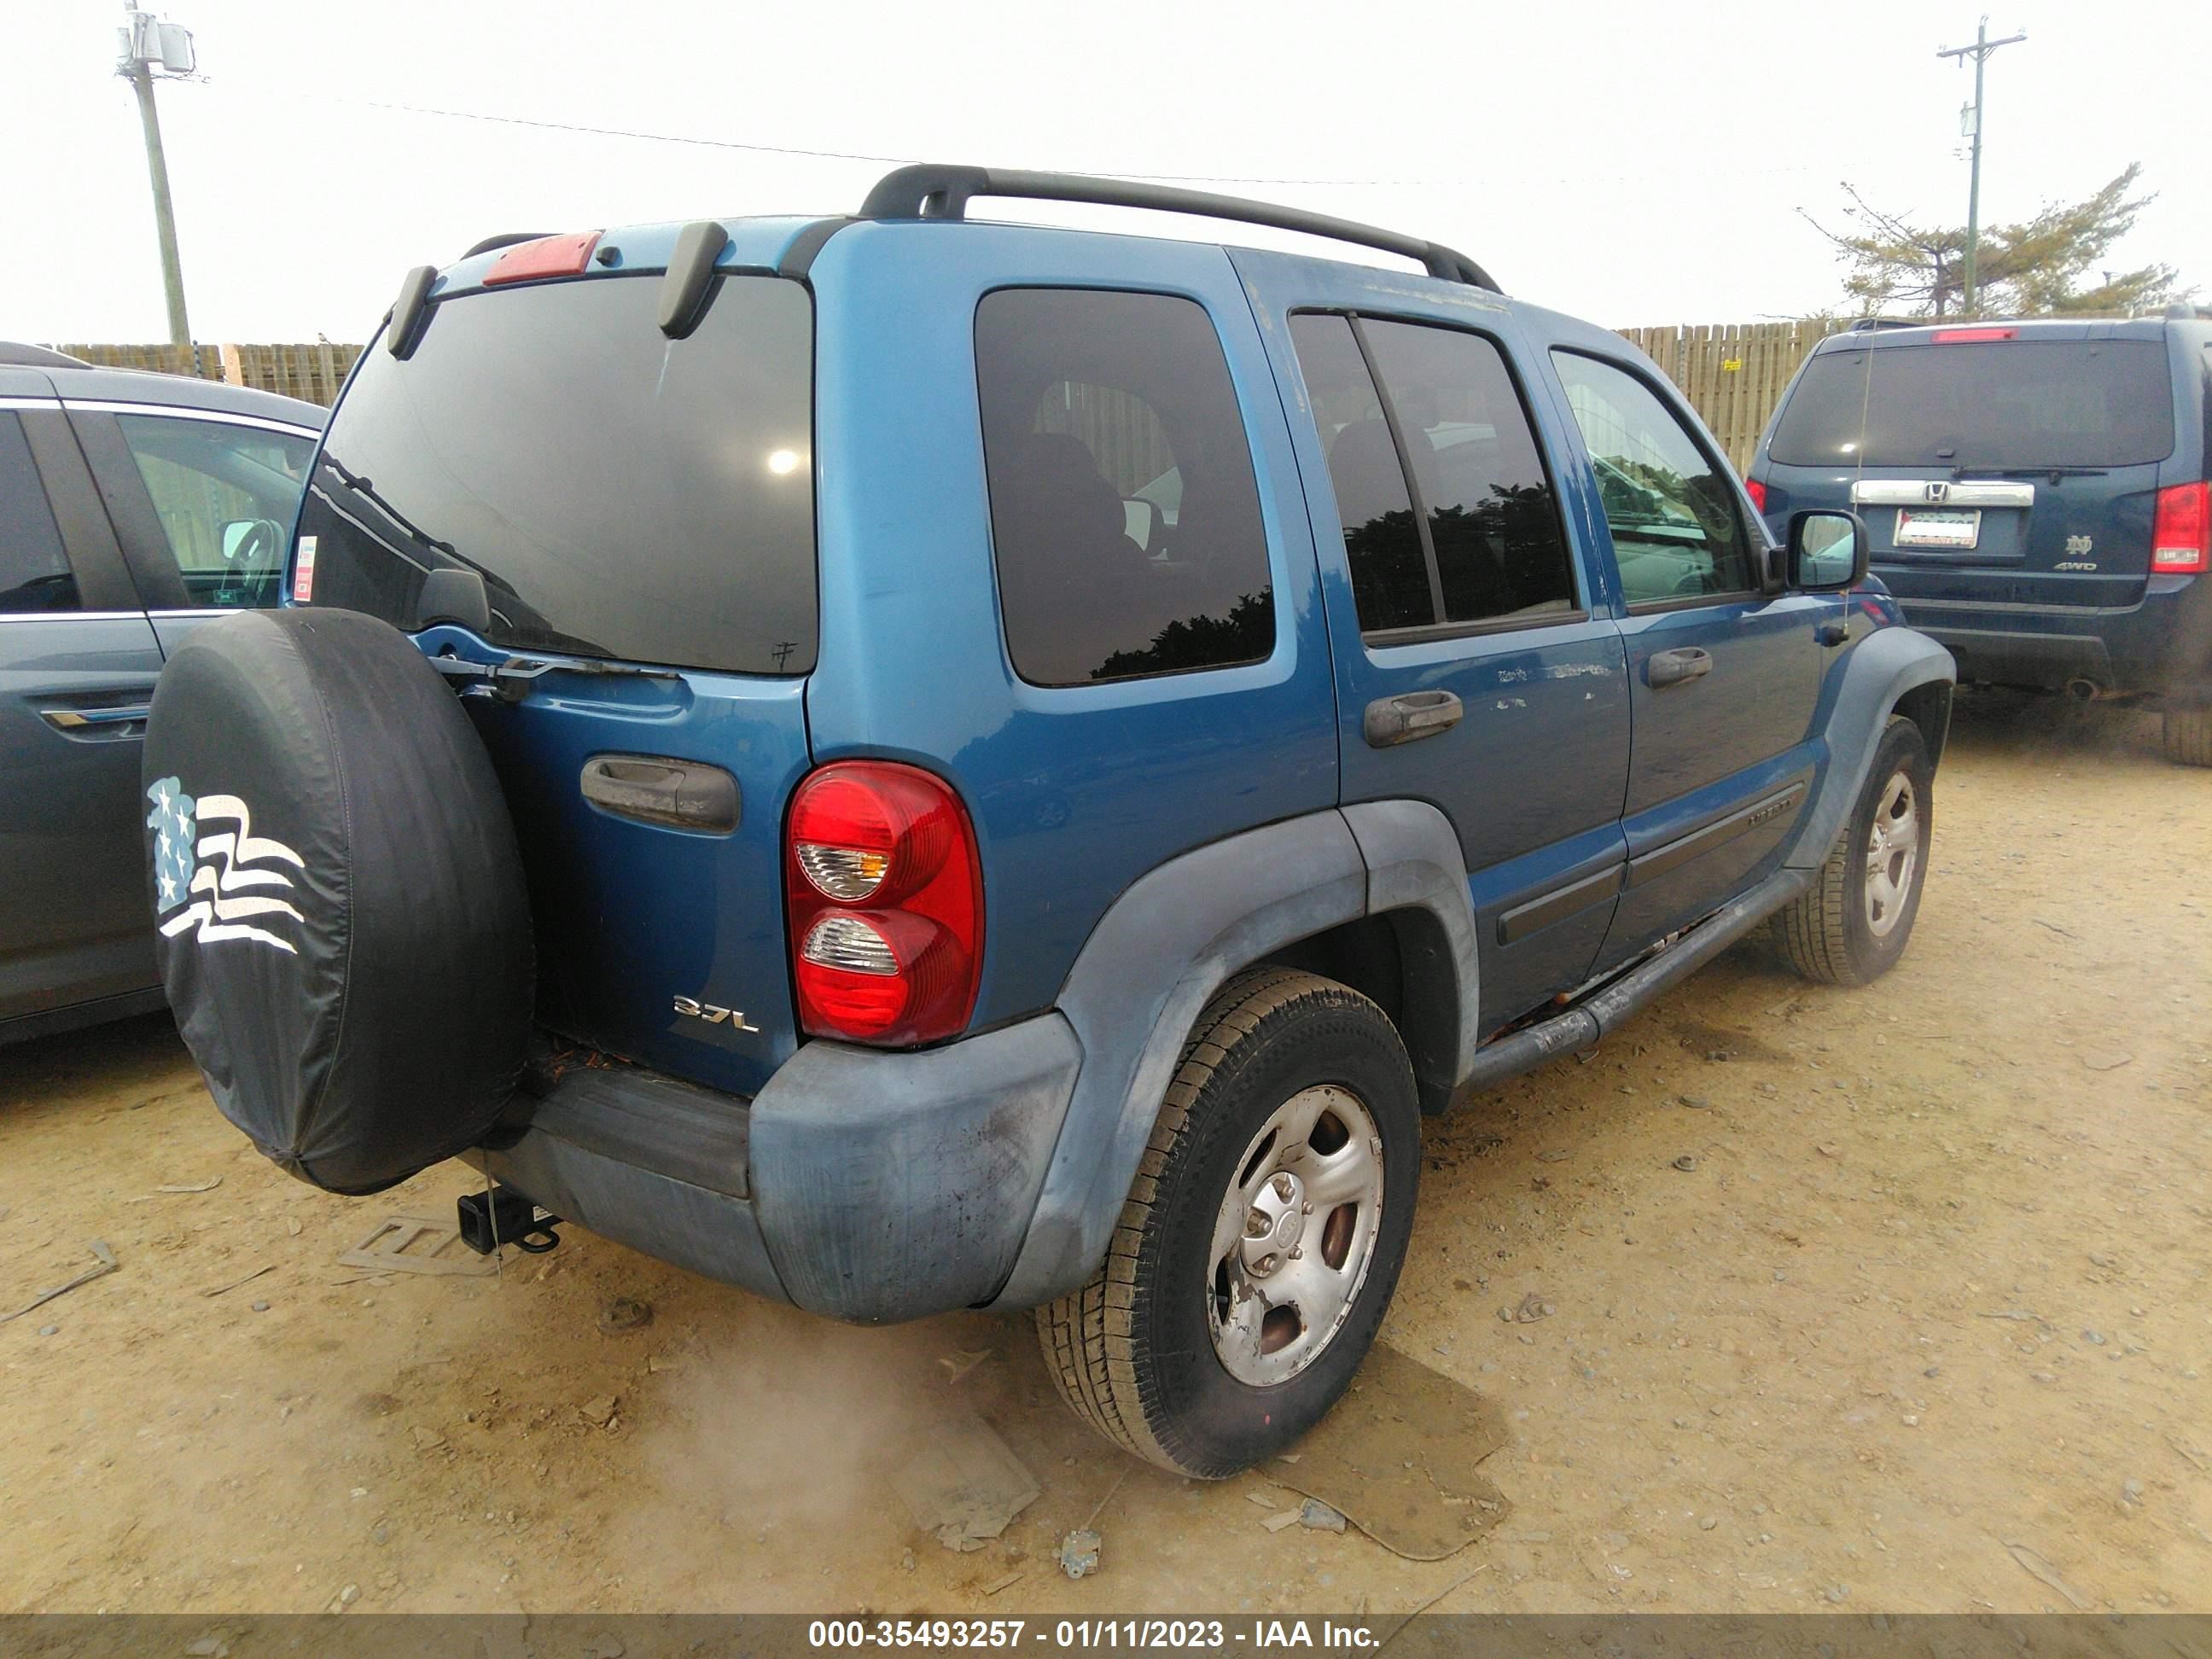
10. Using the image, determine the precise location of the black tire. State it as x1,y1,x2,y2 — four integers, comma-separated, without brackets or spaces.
2163,708,2212,768
143,609,534,1195
1034,968,1418,1477
1771,717,1933,987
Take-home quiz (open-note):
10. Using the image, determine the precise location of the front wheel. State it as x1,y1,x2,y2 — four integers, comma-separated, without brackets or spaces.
1771,717,1933,987
1034,968,1418,1477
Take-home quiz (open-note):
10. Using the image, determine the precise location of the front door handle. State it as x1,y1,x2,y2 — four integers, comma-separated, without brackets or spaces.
37,690,156,741
1647,647,1713,689
1363,689,1464,748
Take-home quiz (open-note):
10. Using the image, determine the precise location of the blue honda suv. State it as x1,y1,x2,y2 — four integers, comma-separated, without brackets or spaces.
143,166,1954,1476
1747,311,2212,765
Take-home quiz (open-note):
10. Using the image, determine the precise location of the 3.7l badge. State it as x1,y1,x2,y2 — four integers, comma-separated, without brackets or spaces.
672,995,760,1033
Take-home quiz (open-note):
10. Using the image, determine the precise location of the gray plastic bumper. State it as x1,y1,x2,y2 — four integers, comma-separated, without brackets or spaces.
469,1011,1082,1324
748,1012,1081,1321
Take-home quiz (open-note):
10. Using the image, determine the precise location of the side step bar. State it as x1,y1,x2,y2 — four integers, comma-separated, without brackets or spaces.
1455,865,1813,1100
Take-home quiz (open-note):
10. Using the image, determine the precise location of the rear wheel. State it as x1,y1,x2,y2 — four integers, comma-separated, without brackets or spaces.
1034,968,1417,1477
1772,717,1933,987
2163,708,2212,768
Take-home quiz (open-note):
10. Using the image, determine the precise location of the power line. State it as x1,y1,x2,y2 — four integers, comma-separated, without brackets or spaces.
359,97,1425,189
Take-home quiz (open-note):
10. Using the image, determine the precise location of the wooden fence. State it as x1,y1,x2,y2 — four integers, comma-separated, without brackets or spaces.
52,320,1850,470
53,341,362,410
1614,319,1851,471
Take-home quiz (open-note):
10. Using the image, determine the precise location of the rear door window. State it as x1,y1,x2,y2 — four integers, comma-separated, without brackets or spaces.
1290,313,1576,637
0,413,75,613
114,414,314,608
1551,351,1755,607
976,288,1274,686
299,273,816,676
1768,340,2176,469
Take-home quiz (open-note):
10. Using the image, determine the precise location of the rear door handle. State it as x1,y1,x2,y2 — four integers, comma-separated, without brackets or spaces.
1363,689,1464,748
1646,647,1713,689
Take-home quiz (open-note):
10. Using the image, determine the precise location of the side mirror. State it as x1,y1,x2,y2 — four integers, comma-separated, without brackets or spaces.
1786,509,1869,592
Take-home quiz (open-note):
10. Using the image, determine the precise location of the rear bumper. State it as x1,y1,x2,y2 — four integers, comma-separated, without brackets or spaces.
1895,573,2212,698
468,1012,1082,1324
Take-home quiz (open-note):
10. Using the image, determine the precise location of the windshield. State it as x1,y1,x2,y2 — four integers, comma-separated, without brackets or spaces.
295,272,816,675
1769,340,2174,470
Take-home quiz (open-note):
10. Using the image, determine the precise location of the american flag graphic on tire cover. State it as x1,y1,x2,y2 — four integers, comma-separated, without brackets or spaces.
147,776,306,955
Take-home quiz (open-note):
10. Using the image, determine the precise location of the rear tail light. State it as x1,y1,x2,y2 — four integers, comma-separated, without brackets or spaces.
1930,327,2018,343
1743,477,1768,514
2151,482,2209,574
785,761,982,1045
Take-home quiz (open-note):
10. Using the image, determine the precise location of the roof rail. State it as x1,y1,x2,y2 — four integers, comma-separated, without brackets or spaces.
858,164,1499,293
1846,316,1934,333
0,341,92,369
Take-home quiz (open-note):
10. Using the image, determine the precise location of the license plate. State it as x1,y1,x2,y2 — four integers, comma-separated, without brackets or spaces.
1895,508,1982,549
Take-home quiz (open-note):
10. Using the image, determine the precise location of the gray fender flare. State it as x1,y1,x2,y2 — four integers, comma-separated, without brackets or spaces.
987,811,1366,1310
987,803,1481,1311
1339,800,1484,1112
1787,625,1956,870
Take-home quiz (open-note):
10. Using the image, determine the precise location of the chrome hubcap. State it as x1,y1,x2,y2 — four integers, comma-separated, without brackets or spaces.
1863,771,1921,939
1207,1085,1384,1388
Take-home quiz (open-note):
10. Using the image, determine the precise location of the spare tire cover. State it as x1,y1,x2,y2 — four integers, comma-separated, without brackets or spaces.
143,608,533,1195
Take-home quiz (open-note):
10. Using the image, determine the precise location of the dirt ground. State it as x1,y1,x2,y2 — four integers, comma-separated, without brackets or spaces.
2,691,2207,1618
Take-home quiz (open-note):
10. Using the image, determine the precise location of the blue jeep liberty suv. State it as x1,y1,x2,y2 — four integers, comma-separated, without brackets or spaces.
143,166,1955,1476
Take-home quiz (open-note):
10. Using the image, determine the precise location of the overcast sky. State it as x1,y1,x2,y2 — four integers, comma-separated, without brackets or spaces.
3,0,2204,345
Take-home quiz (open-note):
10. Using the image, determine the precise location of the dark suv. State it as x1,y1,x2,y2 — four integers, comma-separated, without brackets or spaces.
1747,311,2212,764
143,167,1954,1476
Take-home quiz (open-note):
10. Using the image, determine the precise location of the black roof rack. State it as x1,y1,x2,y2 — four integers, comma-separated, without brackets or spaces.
858,164,1499,293
1845,316,1934,333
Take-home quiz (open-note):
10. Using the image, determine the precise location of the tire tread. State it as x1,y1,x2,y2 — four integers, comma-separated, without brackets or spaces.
2164,708,2212,768
1033,967,1373,1474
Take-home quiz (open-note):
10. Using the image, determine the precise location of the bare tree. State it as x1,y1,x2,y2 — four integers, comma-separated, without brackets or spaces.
1800,165,2187,318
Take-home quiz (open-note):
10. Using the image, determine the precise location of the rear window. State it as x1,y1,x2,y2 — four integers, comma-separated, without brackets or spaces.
298,273,815,675
976,288,1274,686
1769,340,2175,470
0,413,74,613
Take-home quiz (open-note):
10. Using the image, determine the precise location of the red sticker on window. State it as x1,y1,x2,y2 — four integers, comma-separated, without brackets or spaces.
292,536,317,603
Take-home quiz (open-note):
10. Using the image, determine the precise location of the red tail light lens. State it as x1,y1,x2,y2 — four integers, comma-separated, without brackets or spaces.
1930,327,2018,344
1744,477,1768,514
785,762,982,1045
2151,482,2210,574
482,231,602,285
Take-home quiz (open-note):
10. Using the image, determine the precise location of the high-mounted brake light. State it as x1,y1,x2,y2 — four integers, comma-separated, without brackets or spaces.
1743,477,1768,514
785,762,983,1046
482,231,602,286
1930,327,2018,344
2151,481,2210,574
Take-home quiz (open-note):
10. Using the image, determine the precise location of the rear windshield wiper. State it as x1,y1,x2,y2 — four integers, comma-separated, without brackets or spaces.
428,652,678,702
1946,463,2110,482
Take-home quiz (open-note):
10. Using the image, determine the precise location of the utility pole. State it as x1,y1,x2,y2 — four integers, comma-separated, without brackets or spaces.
115,2,197,349
1938,17,2027,316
